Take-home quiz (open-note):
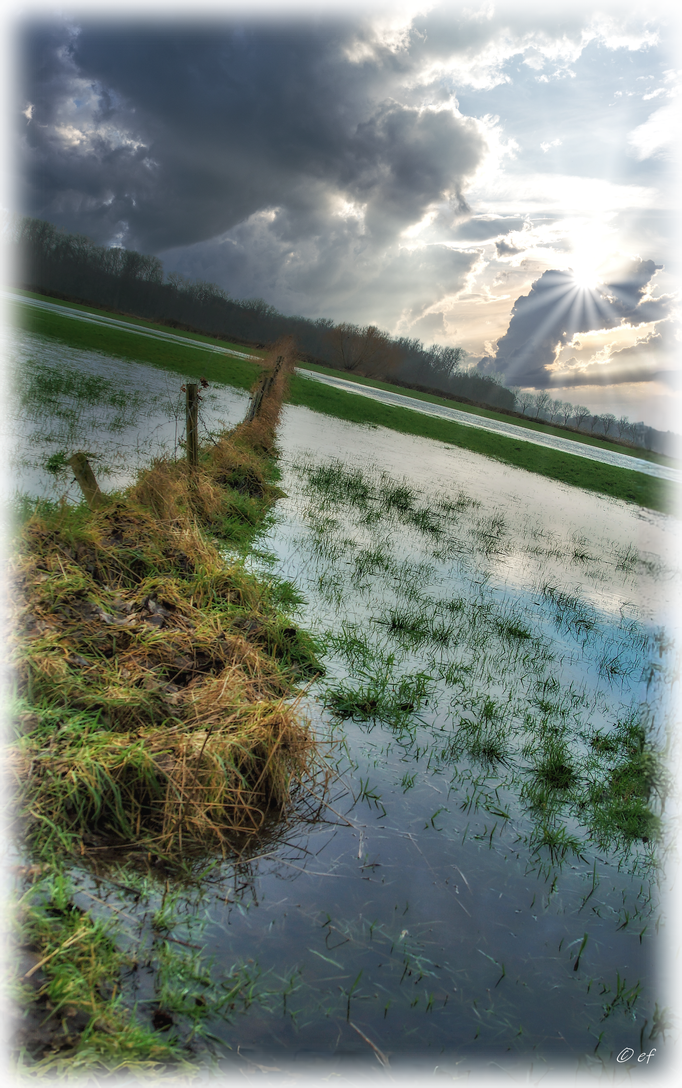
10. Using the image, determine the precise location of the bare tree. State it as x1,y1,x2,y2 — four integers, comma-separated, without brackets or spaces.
516,390,536,416
560,402,573,426
428,344,465,380
573,406,591,430
600,412,617,437
533,391,552,420
327,323,400,376
617,415,632,440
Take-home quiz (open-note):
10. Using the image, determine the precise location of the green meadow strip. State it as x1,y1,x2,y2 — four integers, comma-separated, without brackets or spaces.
288,374,676,515
11,296,262,392
14,287,264,357
297,360,678,470
18,289,675,469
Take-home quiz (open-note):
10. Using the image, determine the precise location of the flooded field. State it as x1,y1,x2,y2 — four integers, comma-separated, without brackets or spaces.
5,329,250,502
297,369,681,484
8,331,680,1080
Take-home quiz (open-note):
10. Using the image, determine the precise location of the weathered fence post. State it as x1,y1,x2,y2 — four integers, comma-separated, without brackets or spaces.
244,356,284,423
186,383,199,468
68,453,104,509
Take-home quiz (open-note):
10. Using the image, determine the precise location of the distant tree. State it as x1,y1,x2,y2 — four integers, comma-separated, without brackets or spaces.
548,397,564,423
327,322,400,376
427,345,465,381
9,213,556,416
533,391,552,419
394,335,425,360
190,279,229,306
112,246,163,285
516,390,536,416
600,413,617,437
617,415,632,440
167,270,192,290
573,406,591,430
242,298,278,319
560,402,573,426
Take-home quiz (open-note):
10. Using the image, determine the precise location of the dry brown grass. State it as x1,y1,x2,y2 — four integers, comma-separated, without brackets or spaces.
10,335,325,858
10,693,320,855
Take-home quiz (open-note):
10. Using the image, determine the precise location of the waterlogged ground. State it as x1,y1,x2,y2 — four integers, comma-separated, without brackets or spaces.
5,329,250,501
9,338,680,1078
190,412,677,1074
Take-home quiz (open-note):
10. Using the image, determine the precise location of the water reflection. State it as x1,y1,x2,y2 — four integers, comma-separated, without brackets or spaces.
174,425,674,1072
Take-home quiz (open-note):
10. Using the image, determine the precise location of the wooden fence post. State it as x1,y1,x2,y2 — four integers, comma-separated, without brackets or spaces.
186,383,199,468
68,453,104,509
244,356,284,423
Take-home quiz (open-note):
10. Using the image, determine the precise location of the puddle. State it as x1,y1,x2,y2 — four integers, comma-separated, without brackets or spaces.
276,405,680,626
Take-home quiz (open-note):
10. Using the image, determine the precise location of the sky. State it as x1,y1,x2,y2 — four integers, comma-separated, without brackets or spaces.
7,1,682,431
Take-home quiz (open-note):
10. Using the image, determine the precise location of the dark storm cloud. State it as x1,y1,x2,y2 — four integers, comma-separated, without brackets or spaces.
18,20,487,257
480,260,671,387
454,217,526,242
495,239,524,257
161,212,478,329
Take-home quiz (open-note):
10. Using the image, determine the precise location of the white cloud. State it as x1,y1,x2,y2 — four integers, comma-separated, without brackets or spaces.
13,1,677,428
628,102,677,160
586,15,659,53
470,173,658,216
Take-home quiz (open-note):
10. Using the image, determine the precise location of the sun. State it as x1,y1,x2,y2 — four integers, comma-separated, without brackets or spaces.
570,266,601,292
568,238,605,292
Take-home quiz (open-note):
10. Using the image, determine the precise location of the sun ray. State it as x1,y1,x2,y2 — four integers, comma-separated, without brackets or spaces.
498,264,647,387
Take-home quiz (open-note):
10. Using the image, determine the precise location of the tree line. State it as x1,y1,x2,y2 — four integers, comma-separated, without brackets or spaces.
8,215,676,456
511,389,662,451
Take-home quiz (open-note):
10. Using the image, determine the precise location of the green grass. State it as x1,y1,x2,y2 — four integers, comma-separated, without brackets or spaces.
324,657,434,730
10,862,288,1076
11,868,195,1074
10,295,262,392
9,350,324,1070
300,455,664,866
15,287,263,357
584,715,661,847
289,374,676,515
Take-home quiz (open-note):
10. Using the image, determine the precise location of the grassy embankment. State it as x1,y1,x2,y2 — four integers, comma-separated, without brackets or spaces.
12,290,677,516
8,339,325,1074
